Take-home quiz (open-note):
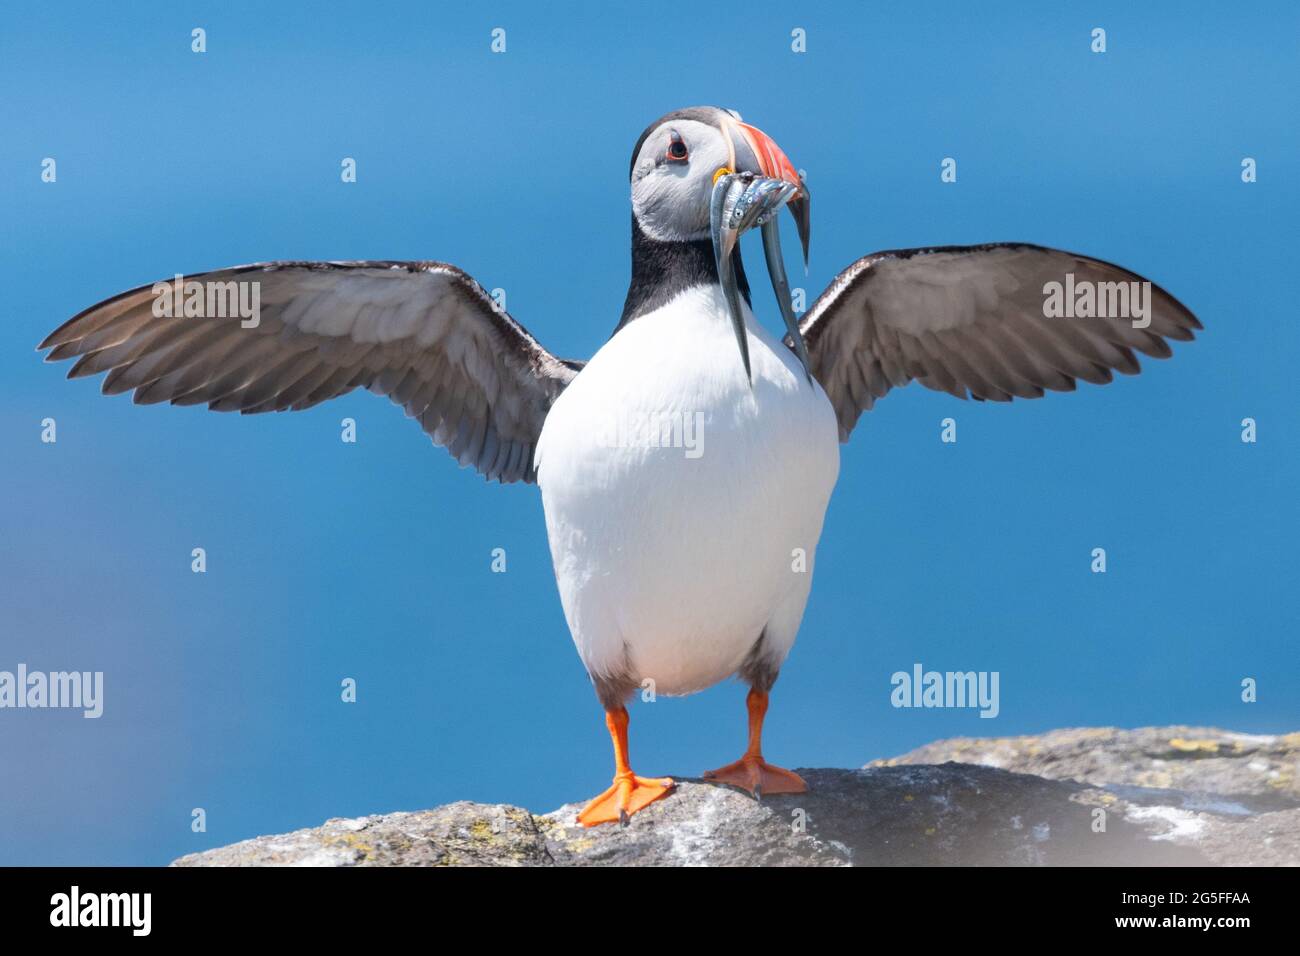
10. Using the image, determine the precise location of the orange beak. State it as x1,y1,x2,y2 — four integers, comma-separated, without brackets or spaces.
736,121,803,189
732,120,810,268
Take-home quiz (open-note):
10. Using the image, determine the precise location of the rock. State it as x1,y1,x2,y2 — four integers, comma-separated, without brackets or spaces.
870,725,1300,866
870,726,1300,800
171,726,1300,866
171,802,552,867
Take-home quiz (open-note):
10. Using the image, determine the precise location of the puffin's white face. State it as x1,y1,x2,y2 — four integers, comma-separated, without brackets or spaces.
631,118,736,242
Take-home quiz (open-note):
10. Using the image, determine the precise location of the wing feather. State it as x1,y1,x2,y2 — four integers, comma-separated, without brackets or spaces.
40,261,580,482
797,243,1200,438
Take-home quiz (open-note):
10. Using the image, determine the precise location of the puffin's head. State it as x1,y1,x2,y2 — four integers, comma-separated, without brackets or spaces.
628,106,812,382
629,106,808,253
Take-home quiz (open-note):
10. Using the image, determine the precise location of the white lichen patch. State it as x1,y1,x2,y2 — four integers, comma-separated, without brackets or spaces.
667,787,730,866
330,817,371,833
1225,732,1277,747
1125,805,1206,842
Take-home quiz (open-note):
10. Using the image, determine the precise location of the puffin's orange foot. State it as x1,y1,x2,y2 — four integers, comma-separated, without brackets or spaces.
703,755,807,798
577,771,675,827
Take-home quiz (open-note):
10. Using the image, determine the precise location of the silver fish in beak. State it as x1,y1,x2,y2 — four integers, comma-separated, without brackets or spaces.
761,216,813,385
709,171,812,384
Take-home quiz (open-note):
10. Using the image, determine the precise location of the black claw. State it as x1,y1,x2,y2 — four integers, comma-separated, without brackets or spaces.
618,809,630,827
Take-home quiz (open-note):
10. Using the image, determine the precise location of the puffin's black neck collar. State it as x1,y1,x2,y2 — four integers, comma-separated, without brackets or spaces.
615,217,751,333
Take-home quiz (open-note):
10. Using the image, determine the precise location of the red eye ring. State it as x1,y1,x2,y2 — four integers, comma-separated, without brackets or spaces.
666,133,688,162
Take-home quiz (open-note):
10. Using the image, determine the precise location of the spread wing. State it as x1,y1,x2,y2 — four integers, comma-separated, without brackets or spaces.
796,243,1201,440
39,260,582,483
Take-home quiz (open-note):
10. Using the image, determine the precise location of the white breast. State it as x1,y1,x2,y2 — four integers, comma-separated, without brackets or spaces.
535,285,840,697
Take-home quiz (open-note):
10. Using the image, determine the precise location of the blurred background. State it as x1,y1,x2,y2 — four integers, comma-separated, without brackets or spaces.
1,1,1296,865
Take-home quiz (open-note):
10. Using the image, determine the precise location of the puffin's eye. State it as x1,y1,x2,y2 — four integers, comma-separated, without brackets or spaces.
666,134,688,162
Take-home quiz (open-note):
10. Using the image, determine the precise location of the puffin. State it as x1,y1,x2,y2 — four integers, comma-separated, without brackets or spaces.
39,106,1200,826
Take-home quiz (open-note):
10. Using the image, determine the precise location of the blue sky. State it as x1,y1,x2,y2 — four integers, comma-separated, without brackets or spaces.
1,2,1296,865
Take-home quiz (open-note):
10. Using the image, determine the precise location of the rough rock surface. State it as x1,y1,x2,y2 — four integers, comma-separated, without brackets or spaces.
871,726,1300,800
172,726,1300,867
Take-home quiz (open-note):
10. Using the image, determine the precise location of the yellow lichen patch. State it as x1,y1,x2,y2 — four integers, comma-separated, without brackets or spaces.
1169,738,1220,753
323,832,374,860
469,819,495,841
924,827,937,837
1137,770,1174,789
903,794,914,802
1266,766,1295,791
